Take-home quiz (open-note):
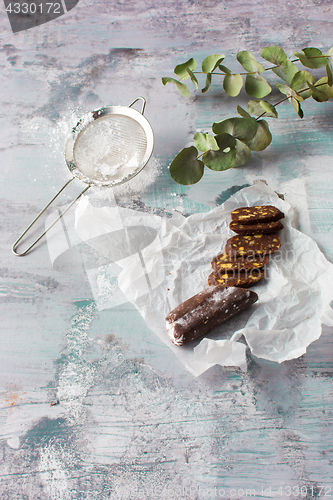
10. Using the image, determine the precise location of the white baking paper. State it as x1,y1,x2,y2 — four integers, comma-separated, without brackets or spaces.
46,181,333,375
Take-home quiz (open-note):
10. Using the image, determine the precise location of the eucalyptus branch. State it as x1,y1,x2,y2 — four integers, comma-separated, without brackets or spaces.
162,45,333,185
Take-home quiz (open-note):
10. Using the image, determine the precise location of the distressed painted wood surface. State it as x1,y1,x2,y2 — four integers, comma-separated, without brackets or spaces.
1,0,333,498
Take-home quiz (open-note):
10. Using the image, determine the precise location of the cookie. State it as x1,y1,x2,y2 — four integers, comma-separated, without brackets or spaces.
225,233,281,257
229,220,284,235
211,252,268,274
231,205,284,224
208,268,265,288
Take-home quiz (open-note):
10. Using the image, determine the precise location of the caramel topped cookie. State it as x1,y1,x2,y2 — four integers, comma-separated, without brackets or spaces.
231,205,284,224
211,252,268,274
229,220,283,235
225,233,281,257
208,268,265,288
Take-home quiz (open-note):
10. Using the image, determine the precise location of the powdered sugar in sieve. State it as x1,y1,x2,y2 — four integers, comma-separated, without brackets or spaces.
73,114,148,185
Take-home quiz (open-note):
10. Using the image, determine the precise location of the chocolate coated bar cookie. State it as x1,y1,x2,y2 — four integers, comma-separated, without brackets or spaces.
165,285,258,346
231,205,284,224
208,268,265,288
229,220,283,235
225,233,281,257
211,252,268,274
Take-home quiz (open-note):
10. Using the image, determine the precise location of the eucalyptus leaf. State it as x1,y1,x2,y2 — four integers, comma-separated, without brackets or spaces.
175,81,190,97
307,81,329,102
202,135,237,171
233,139,251,167
237,105,251,118
314,77,333,99
223,73,243,96
245,73,272,98
214,133,237,150
169,146,204,185
246,119,272,151
219,64,232,74
237,50,266,73
272,60,299,84
289,97,304,118
325,46,333,58
186,68,198,90
248,100,277,118
294,48,328,69
162,77,179,86
174,58,197,79
260,46,287,65
326,64,333,86
202,73,212,93
275,82,304,101
193,132,219,152
212,117,258,142
290,70,315,99
202,54,225,74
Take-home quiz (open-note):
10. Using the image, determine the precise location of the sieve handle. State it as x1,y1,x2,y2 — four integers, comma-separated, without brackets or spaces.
12,178,90,256
128,96,146,115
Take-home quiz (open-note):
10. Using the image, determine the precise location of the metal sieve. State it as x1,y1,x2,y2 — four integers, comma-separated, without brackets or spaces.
12,97,154,256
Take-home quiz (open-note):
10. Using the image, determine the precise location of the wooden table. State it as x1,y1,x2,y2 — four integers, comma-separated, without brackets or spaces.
1,0,333,497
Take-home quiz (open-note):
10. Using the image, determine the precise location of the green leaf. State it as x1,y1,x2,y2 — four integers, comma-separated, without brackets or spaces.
290,70,315,99
272,60,299,84
219,64,232,74
325,46,333,58
223,73,243,96
233,139,251,168
259,101,278,118
275,82,304,101
215,133,237,150
175,81,190,97
236,50,265,73
162,77,178,86
245,120,272,151
314,77,333,99
202,134,237,171
202,54,225,74
237,105,251,118
289,97,304,118
186,68,198,90
326,64,333,86
307,81,330,102
260,46,287,65
212,117,258,142
294,48,329,69
193,132,219,152
169,146,204,185
174,58,197,79
247,100,278,118
202,73,212,93
162,77,190,97
245,73,272,98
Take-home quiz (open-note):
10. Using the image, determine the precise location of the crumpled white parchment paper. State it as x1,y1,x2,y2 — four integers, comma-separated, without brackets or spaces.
46,181,333,375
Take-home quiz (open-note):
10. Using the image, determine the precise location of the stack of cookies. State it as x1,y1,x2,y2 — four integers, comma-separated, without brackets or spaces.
208,205,284,288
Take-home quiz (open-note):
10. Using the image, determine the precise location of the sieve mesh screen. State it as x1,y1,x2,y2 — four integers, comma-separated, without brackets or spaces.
73,114,148,184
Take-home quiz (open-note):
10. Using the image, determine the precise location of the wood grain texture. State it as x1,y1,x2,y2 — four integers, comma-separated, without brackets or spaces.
1,0,333,497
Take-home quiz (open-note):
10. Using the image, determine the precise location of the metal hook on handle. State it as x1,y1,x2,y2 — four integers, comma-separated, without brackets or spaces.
12,178,90,256
128,96,146,115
